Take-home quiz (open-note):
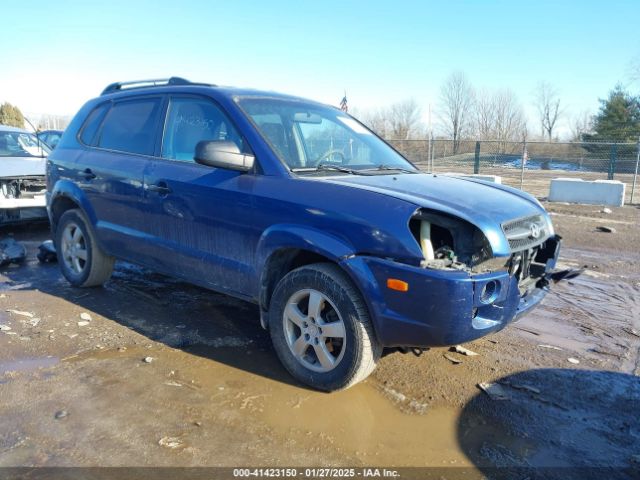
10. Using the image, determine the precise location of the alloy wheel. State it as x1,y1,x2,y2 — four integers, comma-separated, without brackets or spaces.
61,222,88,274
282,288,347,372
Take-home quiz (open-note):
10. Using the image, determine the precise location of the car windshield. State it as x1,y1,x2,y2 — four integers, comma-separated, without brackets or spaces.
0,131,51,157
237,97,416,173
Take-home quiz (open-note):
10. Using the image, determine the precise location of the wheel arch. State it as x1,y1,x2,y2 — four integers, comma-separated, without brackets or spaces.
256,225,370,329
48,180,97,233
259,248,332,313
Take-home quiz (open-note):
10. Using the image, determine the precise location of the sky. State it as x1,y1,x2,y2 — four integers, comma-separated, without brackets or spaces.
1,0,639,136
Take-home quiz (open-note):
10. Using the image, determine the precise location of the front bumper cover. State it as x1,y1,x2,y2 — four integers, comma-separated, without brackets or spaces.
342,235,562,348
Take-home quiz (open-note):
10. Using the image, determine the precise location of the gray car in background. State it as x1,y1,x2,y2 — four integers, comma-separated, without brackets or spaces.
0,125,50,224
37,129,64,149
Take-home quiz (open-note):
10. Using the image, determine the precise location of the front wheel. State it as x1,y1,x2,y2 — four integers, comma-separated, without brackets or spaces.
55,209,114,287
269,263,381,391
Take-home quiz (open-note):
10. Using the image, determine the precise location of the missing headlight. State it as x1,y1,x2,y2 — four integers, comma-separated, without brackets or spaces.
417,220,455,262
419,221,435,260
410,209,506,273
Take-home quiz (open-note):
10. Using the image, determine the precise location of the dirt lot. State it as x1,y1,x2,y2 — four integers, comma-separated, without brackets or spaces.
428,165,640,205
0,202,638,479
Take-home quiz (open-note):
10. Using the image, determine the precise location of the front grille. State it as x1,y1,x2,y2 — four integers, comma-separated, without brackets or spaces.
502,215,548,251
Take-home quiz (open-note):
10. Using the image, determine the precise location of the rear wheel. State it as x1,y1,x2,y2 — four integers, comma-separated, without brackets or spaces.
269,263,381,391
55,209,114,287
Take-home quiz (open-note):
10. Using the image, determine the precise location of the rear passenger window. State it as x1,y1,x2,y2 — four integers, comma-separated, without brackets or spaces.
80,103,110,146
98,98,162,155
161,97,244,162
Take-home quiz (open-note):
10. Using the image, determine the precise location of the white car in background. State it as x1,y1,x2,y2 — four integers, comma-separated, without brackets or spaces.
0,125,50,224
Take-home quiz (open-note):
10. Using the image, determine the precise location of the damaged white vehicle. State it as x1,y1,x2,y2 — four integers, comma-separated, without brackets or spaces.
0,125,50,224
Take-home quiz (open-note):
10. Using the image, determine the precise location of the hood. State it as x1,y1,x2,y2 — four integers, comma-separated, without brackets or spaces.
0,156,47,178
318,173,548,256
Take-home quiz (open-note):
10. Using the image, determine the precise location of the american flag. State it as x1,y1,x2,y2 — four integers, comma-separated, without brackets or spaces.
339,93,348,112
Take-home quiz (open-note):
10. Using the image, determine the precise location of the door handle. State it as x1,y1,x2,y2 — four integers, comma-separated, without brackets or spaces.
83,168,96,180
147,182,172,195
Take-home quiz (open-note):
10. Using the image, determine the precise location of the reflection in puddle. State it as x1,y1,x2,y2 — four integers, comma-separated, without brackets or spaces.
0,356,59,374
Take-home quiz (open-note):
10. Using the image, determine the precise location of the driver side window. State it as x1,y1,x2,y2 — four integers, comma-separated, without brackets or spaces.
161,97,243,162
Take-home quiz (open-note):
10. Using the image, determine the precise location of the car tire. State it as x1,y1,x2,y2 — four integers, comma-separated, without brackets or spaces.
269,263,381,391
55,209,114,287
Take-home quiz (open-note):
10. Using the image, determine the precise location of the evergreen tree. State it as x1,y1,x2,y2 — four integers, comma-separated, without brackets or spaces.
584,85,640,142
0,102,26,128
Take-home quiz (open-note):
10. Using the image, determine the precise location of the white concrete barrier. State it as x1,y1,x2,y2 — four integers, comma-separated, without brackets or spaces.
442,173,502,184
548,178,625,207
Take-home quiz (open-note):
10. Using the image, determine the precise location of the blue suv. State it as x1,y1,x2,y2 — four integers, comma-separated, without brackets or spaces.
47,77,561,391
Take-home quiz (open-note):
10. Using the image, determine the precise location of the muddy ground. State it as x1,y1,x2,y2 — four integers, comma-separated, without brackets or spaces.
0,202,638,479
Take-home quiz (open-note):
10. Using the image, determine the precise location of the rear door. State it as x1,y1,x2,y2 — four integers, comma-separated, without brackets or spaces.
142,95,259,296
77,96,164,262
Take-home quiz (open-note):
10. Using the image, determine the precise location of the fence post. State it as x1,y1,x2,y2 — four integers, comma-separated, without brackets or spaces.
608,144,617,180
474,141,481,174
631,137,640,204
430,135,434,172
427,135,432,173
520,140,528,190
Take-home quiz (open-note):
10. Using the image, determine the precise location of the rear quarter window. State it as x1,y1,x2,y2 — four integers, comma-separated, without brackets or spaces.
79,103,110,146
97,97,162,155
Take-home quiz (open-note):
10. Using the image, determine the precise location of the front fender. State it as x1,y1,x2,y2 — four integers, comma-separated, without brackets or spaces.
256,224,355,273
254,224,357,307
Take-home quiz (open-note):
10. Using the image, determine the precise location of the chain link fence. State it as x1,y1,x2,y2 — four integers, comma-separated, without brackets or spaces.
387,139,640,205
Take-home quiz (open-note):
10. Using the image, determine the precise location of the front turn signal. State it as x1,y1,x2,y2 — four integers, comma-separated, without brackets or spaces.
386,278,409,292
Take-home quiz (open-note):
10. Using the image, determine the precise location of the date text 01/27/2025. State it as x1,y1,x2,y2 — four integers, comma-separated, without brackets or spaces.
232,468,400,478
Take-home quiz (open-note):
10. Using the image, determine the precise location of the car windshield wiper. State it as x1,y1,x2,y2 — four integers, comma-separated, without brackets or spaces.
362,164,420,174
291,164,370,175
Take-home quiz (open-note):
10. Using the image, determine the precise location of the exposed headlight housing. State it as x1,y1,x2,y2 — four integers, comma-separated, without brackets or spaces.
410,210,507,273
419,221,435,261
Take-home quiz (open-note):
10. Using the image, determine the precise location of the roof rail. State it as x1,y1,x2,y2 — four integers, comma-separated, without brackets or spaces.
100,77,213,96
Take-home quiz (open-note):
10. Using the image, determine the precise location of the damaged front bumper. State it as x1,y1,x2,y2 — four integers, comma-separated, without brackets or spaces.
342,235,562,348
0,177,48,224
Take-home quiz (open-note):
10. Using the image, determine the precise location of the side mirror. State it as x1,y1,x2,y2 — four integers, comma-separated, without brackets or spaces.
194,140,255,172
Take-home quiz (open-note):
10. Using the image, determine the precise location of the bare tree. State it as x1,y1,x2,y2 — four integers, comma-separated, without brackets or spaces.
355,99,424,139
35,114,71,131
474,89,496,140
492,89,527,151
387,99,423,139
570,110,593,141
354,107,389,137
535,81,563,140
472,88,526,149
438,71,474,152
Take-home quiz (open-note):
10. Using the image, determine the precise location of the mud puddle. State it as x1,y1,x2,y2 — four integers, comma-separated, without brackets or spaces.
1,356,58,375
73,344,475,466
0,342,478,468
6,340,635,472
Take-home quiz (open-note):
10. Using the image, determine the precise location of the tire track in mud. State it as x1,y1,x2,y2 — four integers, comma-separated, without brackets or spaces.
536,274,640,373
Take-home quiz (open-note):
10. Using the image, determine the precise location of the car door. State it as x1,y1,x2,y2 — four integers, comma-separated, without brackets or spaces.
142,95,259,296
77,96,164,263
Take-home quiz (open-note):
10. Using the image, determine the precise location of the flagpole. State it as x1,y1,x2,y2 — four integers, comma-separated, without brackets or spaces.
340,91,348,113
